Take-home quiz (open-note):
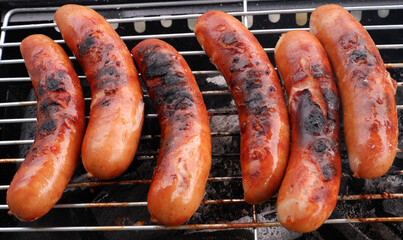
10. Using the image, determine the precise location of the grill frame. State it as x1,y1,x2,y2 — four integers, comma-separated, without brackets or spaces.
0,1,403,239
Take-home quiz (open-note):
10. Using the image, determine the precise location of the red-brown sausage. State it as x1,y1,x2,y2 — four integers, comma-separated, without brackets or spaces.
132,39,211,225
310,4,398,179
274,30,341,233
55,5,144,179
194,10,290,204
7,34,85,221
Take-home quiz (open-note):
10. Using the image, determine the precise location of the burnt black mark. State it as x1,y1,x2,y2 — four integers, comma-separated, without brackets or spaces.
265,70,270,75
38,86,45,96
46,71,67,92
310,64,326,79
256,106,268,114
269,86,275,92
231,55,252,72
312,138,330,153
38,118,57,134
163,72,186,87
321,164,334,181
141,45,196,115
222,31,238,44
144,53,172,79
244,93,263,109
350,49,367,62
96,66,118,79
351,69,370,88
95,66,120,90
245,79,262,90
101,99,111,107
47,77,61,90
175,113,194,130
232,57,239,63
142,45,156,58
78,34,96,57
163,88,194,105
137,47,145,57
322,88,339,121
296,89,326,135
40,98,61,115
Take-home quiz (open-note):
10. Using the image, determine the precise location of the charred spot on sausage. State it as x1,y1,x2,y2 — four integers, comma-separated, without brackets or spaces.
38,118,57,134
322,164,334,181
162,72,186,86
310,64,325,79
245,79,262,90
95,66,122,90
295,89,326,135
101,99,111,107
78,34,96,57
40,98,61,115
38,86,45,96
312,138,329,153
244,93,263,109
322,88,339,121
221,31,238,45
144,53,172,79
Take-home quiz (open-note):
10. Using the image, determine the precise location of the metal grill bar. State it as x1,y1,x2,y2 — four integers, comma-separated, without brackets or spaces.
3,5,403,31
0,217,402,233
0,193,401,209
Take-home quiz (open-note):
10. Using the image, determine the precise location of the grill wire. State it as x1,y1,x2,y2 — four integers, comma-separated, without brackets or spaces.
0,0,403,239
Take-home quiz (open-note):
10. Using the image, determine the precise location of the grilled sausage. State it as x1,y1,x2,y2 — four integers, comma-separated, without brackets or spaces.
310,4,398,179
194,10,290,204
55,4,144,179
7,34,85,221
132,39,211,225
274,30,341,233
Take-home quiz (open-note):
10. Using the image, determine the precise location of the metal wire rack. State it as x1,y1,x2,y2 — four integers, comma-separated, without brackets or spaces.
0,0,402,239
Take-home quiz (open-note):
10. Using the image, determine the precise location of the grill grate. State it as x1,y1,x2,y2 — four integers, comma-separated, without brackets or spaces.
0,1,403,239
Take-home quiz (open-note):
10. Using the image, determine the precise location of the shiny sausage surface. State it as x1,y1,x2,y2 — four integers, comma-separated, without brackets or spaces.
194,10,290,204
310,4,398,179
132,39,211,226
274,30,341,233
7,34,85,221
55,4,144,179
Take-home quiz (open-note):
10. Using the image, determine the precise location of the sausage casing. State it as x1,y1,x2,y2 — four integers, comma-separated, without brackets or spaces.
194,10,290,204
7,34,85,221
132,39,212,226
310,4,398,179
55,4,144,179
274,30,341,233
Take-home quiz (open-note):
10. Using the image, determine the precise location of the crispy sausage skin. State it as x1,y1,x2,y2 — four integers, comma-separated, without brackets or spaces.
132,39,211,226
7,34,85,221
194,10,290,204
310,4,398,179
274,30,341,233
55,5,144,179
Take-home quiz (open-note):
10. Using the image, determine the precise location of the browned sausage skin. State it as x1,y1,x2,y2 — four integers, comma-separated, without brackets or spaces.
194,10,290,204
310,4,398,179
55,5,144,179
7,34,85,221
132,39,211,226
274,30,341,233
